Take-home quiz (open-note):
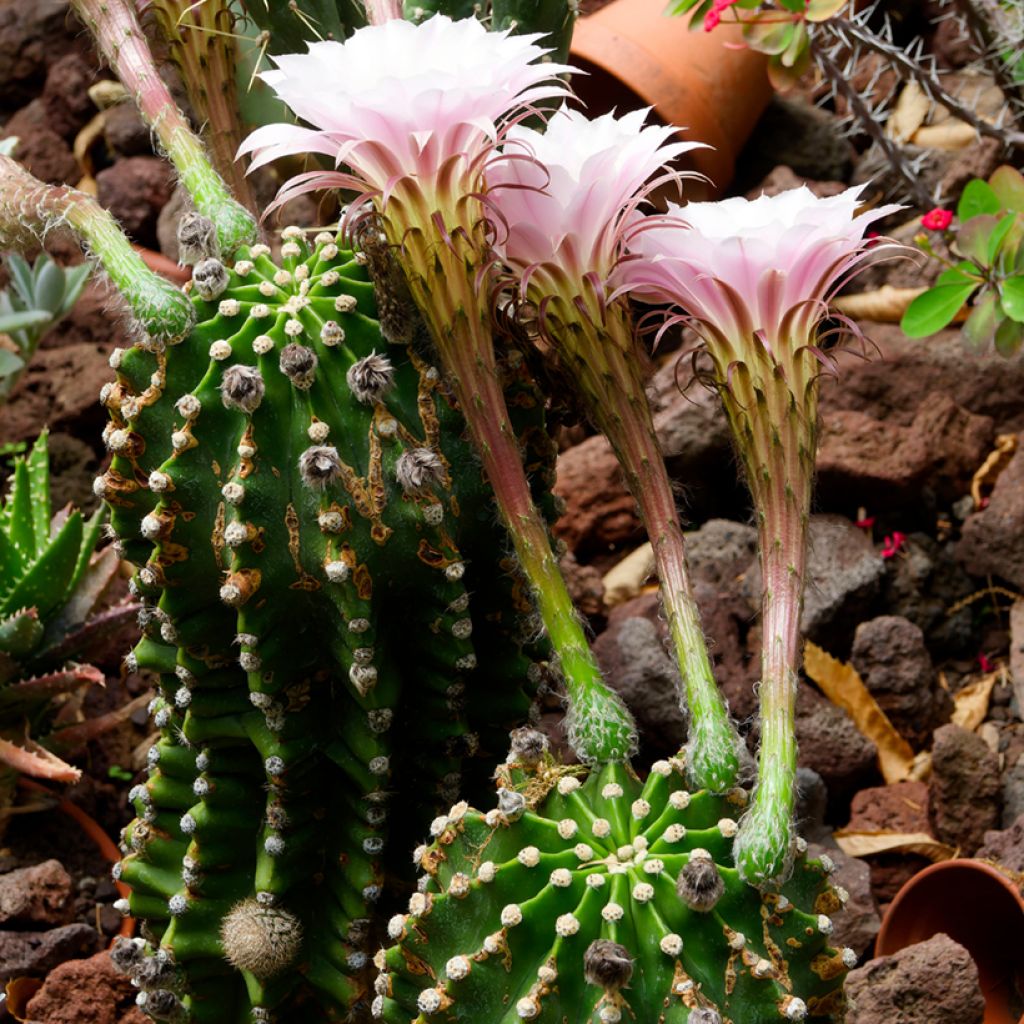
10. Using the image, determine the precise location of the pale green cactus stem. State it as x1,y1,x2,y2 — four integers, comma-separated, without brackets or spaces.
0,156,194,344
550,299,742,793
393,214,637,765
725,345,817,888
70,0,257,256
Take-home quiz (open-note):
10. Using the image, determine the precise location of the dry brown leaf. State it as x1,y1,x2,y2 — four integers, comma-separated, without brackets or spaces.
971,433,1017,508
911,121,978,150
602,542,655,608
887,81,930,142
833,829,956,861
833,285,927,323
951,671,997,731
804,641,916,784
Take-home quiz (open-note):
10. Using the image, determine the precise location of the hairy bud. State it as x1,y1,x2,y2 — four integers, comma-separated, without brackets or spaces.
279,343,318,389
299,446,343,490
192,258,229,301
176,213,218,265
220,364,265,413
221,899,303,979
508,727,548,767
395,447,445,494
583,939,634,992
676,849,724,912
347,351,394,404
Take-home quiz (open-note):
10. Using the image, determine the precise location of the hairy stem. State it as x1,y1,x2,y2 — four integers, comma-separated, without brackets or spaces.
70,0,257,255
952,0,1024,114
388,202,636,764
721,348,816,886
139,0,259,215
553,303,741,791
0,156,194,343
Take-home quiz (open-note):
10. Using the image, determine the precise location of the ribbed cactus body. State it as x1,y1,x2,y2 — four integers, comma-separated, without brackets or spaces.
376,751,851,1023
103,231,553,1021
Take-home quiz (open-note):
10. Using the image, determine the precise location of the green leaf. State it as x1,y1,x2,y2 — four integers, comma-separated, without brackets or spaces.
806,0,846,21
0,309,51,335
0,609,43,658
743,14,795,55
988,212,1017,265
26,430,50,554
6,254,33,303
1001,275,1024,322
962,290,1000,351
58,265,90,317
956,215,1000,267
994,316,1024,357
776,0,805,12
957,179,1001,221
32,258,66,315
781,20,809,68
901,282,978,337
990,165,1024,213
0,349,24,378
0,510,83,619
5,460,34,565
936,261,981,287
663,0,702,14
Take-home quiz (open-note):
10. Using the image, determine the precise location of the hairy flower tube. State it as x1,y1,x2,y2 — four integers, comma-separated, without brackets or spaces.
622,184,900,884
488,107,743,793
240,16,637,763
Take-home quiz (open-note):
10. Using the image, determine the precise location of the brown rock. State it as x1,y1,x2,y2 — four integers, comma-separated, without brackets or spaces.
848,781,931,833
560,551,604,618
817,392,994,508
823,323,1024,433
4,100,79,184
851,616,952,749
554,433,639,555
845,933,985,1024
25,950,150,1024
1010,600,1024,716
930,723,1001,855
0,860,73,927
846,780,933,907
0,923,98,983
976,814,1024,873
96,156,175,248
0,0,84,112
794,683,878,795
102,101,152,158
940,136,1003,201
806,842,879,958
41,53,97,140
748,164,847,199
958,438,1024,589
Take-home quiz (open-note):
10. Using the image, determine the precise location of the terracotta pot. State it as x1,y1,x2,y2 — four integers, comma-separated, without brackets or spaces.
570,0,772,198
876,859,1024,1024
134,245,191,286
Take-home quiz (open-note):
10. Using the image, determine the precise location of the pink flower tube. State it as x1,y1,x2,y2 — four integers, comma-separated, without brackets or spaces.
622,184,900,883
489,107,743,793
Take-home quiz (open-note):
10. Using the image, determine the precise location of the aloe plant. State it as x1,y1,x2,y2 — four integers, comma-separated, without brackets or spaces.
0,431,140,800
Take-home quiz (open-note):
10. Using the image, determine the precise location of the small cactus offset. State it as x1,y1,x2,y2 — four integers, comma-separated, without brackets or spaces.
375,732,853,1024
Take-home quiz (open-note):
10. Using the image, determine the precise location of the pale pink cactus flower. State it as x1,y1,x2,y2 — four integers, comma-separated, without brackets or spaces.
488,106,703,317
238,14,572,222
620,184,902,352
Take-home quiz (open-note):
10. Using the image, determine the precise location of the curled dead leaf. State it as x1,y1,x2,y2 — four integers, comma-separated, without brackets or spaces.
971,433,1017,509
803,641,916,784
602,542,655,608
951,670,997,732
833,285,926,323
833,829,956,861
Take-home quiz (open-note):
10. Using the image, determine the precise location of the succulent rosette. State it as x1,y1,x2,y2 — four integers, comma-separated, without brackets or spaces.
621,185,900,885
488,107,742,794
240,17,636,765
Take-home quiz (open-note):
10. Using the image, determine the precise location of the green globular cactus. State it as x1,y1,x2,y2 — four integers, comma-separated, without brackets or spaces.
101,222,556,1022
376,734,853,1024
